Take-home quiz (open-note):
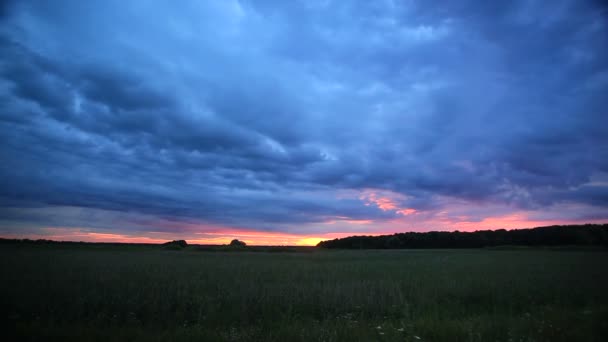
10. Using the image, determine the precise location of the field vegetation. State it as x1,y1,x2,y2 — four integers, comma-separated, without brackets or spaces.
1,242,607,341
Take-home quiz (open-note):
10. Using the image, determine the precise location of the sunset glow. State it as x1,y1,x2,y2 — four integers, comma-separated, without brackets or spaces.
2,227,364,246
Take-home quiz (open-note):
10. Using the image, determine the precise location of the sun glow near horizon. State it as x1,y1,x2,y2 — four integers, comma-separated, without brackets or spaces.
4,213,608,246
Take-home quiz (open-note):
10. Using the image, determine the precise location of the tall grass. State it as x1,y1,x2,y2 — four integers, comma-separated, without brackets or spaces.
1,244,607,341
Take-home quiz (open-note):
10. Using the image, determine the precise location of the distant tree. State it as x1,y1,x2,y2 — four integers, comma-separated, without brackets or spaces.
230,239,247,247
163,240,188,249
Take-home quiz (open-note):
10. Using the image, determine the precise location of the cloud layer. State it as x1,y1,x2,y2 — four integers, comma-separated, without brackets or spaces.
1,0,607,244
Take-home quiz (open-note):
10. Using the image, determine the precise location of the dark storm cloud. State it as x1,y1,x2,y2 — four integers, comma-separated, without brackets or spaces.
0,0,607,234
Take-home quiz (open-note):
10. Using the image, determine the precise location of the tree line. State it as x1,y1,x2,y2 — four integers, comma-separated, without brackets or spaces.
317,224,608,249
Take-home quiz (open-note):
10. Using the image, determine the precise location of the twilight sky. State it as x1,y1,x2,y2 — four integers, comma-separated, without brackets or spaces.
1,0,607,245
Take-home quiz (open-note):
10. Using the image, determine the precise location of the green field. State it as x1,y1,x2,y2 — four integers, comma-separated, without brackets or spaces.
2,244,607,341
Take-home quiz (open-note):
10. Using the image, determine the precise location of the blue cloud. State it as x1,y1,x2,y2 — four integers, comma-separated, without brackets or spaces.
0,0,607,237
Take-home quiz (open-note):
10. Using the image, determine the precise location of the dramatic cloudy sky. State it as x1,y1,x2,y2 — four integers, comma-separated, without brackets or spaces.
1,0,607,245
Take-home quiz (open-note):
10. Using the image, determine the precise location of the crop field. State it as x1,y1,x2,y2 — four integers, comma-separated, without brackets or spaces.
1,243,607,341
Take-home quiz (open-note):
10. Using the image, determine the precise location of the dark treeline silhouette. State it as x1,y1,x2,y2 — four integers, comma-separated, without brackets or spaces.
317,224,608,249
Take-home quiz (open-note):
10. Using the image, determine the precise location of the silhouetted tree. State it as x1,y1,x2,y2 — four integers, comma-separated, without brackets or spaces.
229,239,246,247
163,240,188,249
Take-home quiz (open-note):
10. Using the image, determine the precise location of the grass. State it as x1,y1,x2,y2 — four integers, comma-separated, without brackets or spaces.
1,243,607,341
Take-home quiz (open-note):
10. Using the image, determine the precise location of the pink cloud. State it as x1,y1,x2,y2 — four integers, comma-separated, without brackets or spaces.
359,189,417,216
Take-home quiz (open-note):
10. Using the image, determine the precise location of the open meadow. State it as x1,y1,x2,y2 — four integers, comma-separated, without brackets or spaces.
1,243,607,341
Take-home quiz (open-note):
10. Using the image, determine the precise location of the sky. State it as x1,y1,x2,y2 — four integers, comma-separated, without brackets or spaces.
1,0,607,245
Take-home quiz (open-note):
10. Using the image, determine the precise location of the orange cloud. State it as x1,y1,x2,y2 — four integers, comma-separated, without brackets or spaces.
428,211,608,232
445,214,554,231
360,189,417,216
397,208,417,216
2,228,168,244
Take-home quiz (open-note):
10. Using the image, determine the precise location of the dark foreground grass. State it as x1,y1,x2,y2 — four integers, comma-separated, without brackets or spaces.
1,244,607,341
